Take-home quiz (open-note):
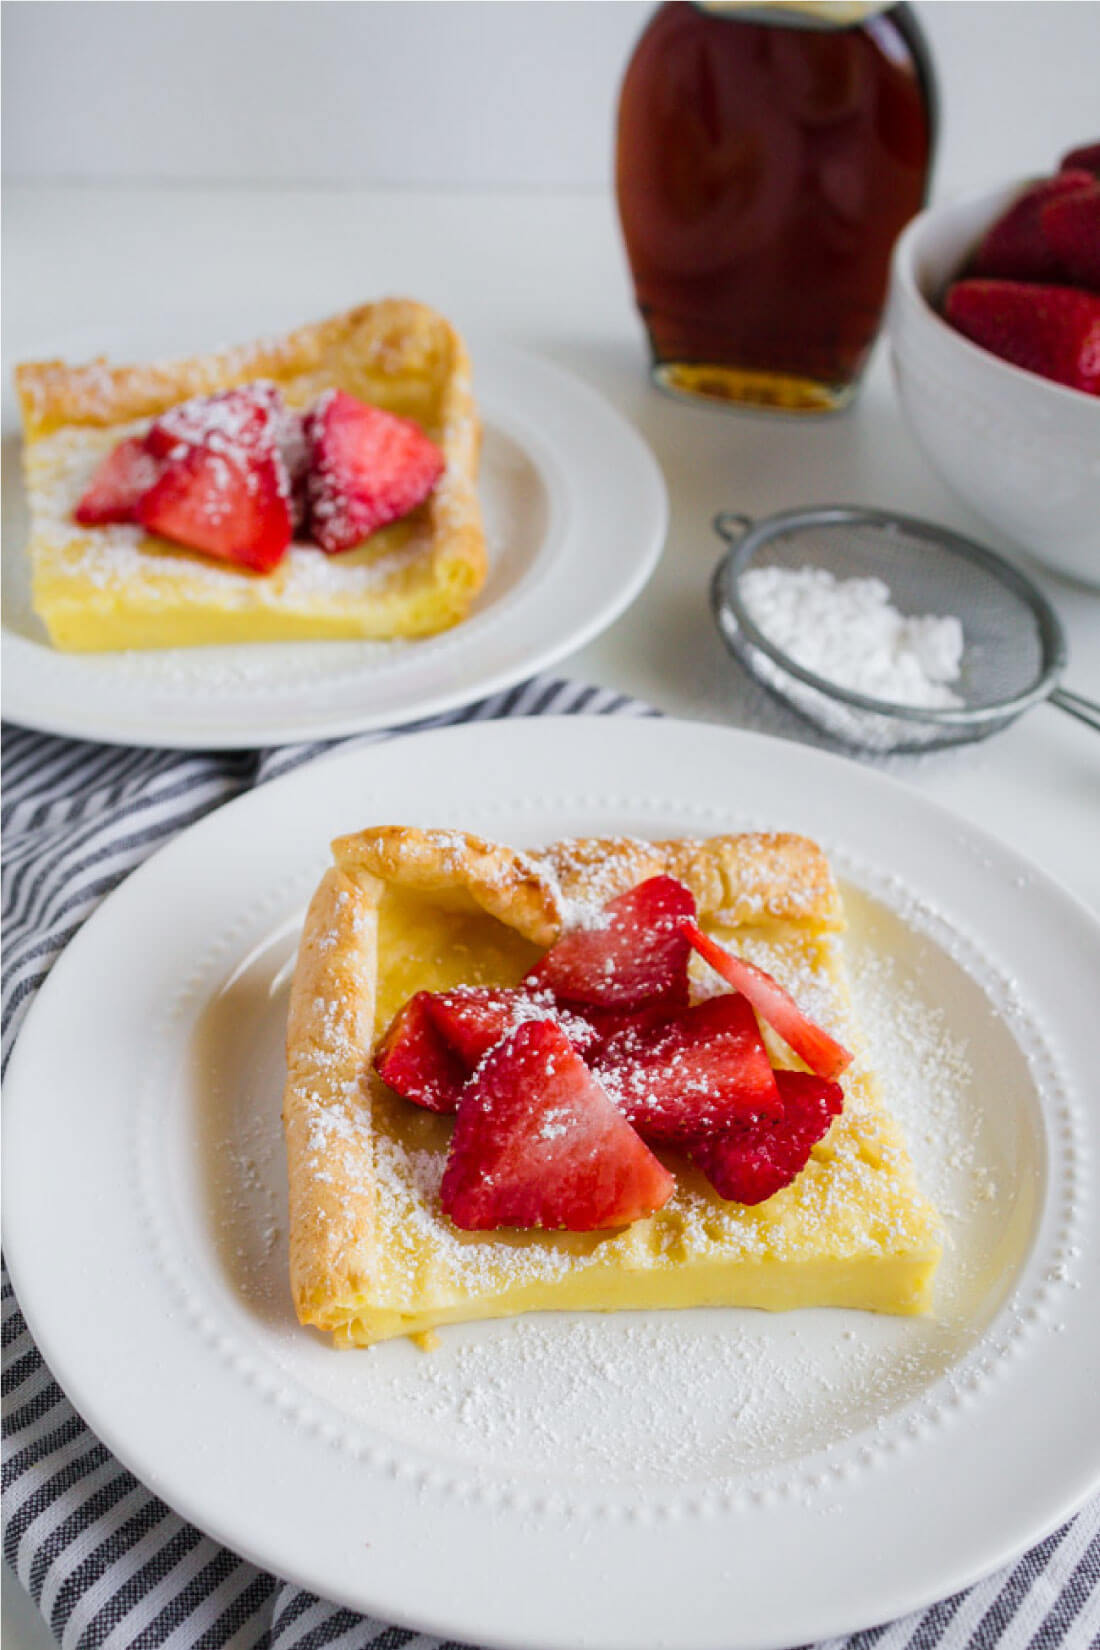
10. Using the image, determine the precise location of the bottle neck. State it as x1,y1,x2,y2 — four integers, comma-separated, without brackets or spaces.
694,2,898,29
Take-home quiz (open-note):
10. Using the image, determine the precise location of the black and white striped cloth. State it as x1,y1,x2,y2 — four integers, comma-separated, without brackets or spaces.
3,677,1098,1650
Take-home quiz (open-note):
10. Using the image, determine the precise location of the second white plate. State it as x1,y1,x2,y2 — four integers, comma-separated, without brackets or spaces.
1,342,667,748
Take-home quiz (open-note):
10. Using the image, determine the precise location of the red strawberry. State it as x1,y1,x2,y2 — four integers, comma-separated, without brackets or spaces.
525,876,696,1010
441,1022,675,1231
691,1070,843,1205
1041,184,1100,292
373,991,467,1113
136,441,293,572
426,987,539,1068
304,388,444,554
1061,143,1100,179
571,999,677,1051
426,986,599,1069
969,171,1094,283
74,437,161,526
593,994,782,1144
944,279,1100,396
145,382,286,462
682,921,852,1080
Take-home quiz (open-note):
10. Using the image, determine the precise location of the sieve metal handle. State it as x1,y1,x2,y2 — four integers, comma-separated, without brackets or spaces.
713,512,754,547
1049,687,1100,733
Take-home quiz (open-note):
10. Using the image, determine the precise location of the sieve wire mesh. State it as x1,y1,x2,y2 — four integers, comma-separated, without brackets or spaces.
711,507,1068,755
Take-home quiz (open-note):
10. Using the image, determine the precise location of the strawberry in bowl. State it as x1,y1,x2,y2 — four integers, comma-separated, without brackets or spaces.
943,281,1100,398
941,146,1100,395
887,143,1100,584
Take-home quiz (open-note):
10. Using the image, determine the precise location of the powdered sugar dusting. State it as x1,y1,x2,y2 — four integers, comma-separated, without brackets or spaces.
532,837,654,930
371,1127,598,1296
204,861,1049,1499
848,947,986,1224
741,565,965,709
292,894,1024,1484
150,380,284,459
27,421,433,602
344,919,940,1322
440,984,597,1052
344,1312,967,1484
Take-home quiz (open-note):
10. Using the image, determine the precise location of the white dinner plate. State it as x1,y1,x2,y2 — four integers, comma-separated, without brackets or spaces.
5,717,1100,1650
0,340,666,748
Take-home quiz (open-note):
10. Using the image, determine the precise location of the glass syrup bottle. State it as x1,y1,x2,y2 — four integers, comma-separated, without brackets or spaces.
616,1,937,413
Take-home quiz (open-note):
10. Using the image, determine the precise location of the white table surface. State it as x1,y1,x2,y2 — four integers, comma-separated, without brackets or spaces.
3,182,1098,1649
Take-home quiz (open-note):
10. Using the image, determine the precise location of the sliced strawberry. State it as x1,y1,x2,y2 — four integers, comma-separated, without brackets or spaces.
1061,143,1100,179
681,920,852,1080
525,875,696,1010
1041,184,1100,292
426,987,536,1067
691,1070,843,1205
304,388,444,554
145,382,285,461
378,986,599,1114
944,279,1100,396
572,999,676,1051
373,991,467,1113
593,994,782,1144
425,986,599,1068
441,1021,675,1231
136,442,293,571
74,437,162,526
969,171,1094,283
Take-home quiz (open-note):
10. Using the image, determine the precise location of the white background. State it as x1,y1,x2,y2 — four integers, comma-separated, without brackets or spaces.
4,5,1100,1649
3,1,1100,196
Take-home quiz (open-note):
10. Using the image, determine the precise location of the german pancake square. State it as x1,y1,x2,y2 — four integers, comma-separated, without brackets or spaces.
16,299,486,651
283,826,942,1348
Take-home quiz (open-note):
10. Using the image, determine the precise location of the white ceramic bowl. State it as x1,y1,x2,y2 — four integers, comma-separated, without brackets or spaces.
888,181,1100,587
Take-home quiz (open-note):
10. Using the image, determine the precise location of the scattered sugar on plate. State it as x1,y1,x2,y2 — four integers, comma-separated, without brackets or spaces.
214,860,1048,1499
286,914,1003,1487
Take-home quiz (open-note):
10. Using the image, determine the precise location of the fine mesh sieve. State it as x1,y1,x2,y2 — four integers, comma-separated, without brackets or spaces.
710,505,1100,755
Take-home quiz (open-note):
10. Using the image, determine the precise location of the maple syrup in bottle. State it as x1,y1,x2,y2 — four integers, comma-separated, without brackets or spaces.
616,2,936,413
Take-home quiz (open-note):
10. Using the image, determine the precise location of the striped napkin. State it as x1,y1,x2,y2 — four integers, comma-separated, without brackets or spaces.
3,677,1098,1650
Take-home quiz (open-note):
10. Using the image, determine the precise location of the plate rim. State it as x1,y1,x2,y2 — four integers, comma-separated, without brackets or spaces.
4,716,1100,1650
1,341,668,748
